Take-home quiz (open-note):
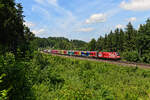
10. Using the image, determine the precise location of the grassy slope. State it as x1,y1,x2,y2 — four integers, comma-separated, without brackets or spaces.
33,54,150,100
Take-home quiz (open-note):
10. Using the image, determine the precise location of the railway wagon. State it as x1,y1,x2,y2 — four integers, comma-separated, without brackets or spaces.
89,51,97,57
60,50,67,55
47,50,51,53
81,51,89,56
68,50,74,56
74,51,79,56
59,50,63,54
51,50,59,54
74,51,82,56
78,51,81,56
43,49,48,53
63,50,68,55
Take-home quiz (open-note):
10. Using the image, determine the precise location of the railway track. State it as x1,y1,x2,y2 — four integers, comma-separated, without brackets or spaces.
51,54,150,69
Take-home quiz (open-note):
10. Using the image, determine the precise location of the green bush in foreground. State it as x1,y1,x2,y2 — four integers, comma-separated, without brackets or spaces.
0,53,35,100
31,53,150,100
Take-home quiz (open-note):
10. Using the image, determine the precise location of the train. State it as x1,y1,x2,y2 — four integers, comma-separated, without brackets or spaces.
43,49,121,60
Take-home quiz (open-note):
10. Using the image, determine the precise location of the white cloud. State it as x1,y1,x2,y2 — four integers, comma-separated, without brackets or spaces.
24,21,35,28
32,29,46,35
116,24,125,29
76,28,94,32
120,0,150,11
47,0,58,6
34,0,58,6
85,13,106,24
32,5,51,18
128,17,136,22
35,0,44,4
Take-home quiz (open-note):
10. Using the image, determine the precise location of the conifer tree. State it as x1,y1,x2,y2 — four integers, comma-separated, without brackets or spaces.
124,22,137,51
88,38,96,51
96,36,104,51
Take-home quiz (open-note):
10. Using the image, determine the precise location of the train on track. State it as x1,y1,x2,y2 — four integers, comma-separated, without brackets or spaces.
43,50,121,60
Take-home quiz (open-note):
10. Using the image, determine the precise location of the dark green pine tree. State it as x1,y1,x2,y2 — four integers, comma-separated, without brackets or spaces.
119,29,125,52
0,0,34,55
0,0,17,53
114,28,120,51
124,22,137,51
96,36,104,51
107,30,114,51
137,19,150,63
103,34,108,50
88,38,96,51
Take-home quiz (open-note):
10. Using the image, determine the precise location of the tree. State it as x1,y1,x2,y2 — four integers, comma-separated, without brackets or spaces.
124,22,137,51
0,0,34,56
107,31,114,51
0,0,16,53
88,38,96,51
96,36,104,51
137,19,150,63
114,28,120,51
0,0,35,99
119,29,125,51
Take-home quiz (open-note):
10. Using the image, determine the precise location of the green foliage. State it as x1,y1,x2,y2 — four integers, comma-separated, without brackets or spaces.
137,19,150,63
122,51,139,62
88,38,96,51
31,37,87,50
1,52,150,99
140,53,150,63
0,53,35,100
0,1,35,98
0,73,8,100
29,53,150,100
0,0,34,56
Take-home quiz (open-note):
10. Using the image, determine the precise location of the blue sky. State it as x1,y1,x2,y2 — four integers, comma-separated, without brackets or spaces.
16,0,150,42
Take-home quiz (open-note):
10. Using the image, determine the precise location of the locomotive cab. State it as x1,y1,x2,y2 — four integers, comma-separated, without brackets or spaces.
98,52,121,60
115,52,121,59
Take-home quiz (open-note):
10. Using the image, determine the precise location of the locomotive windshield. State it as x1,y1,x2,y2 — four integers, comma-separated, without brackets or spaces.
116,52,120,56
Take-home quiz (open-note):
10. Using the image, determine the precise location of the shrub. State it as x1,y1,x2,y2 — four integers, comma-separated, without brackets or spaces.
31,54,150,100
122,51,139,62
0,53,35,100
140,53,150,63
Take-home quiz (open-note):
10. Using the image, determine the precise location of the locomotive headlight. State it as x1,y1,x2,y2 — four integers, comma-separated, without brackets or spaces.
99,54,102,56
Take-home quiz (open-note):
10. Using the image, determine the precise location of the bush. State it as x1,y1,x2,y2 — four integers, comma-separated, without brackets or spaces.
140,53,150,63
31,54,150,100
122,51,139,62
2,52,150,99
0,53,35,100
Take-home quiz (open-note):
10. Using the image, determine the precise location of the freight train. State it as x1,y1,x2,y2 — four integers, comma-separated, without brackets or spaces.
43,49,121,60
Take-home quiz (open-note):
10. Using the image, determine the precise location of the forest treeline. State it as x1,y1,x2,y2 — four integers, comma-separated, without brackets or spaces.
32,37,87,50
34,21,150,63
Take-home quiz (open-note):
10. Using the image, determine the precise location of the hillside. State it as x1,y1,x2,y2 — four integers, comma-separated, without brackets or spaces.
31,53,150,100
31,37,87,50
